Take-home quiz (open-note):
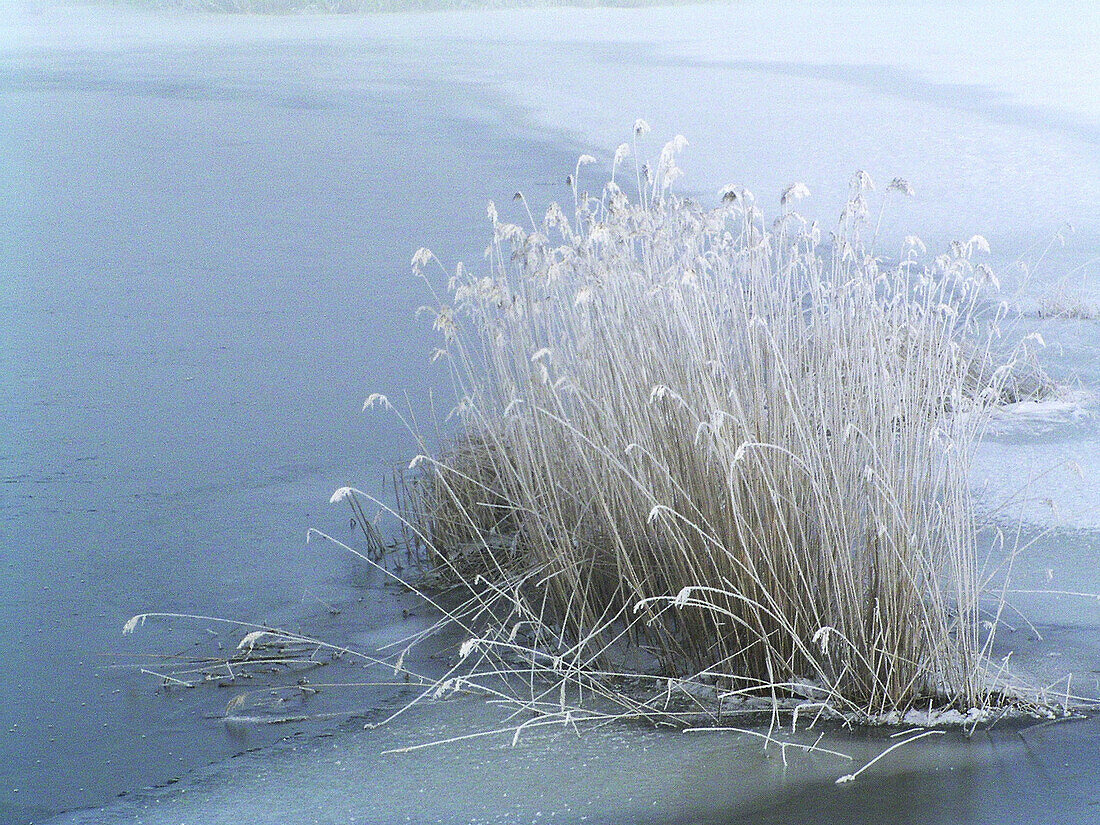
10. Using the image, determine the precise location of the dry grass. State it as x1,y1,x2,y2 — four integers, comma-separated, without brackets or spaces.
1035,292,1100,321
358,131,1061,729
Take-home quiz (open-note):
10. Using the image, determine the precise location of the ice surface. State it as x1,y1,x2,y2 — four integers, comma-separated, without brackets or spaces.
44,694,1100,825
973,317,1100,532
2,1,1097,823
6,1,1098,243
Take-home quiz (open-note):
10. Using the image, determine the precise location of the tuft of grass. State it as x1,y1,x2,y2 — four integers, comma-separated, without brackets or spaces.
387,135,1057,725
1035,293,1100,321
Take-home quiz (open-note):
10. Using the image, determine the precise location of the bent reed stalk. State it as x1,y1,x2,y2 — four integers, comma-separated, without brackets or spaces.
388,130,1051,725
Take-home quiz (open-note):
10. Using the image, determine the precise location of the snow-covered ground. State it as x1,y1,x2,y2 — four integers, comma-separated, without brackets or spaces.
2,1,1097,822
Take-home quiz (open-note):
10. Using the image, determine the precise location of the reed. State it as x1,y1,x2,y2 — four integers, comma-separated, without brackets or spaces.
381,131,1053,725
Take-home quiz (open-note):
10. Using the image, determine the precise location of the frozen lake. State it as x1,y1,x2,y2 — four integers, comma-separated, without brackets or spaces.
1,1,1097,823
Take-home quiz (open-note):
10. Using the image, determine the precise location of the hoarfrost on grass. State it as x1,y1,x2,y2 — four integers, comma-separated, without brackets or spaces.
378,131,1065,732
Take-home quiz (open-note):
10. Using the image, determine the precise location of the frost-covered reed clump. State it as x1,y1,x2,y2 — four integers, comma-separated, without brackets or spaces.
405,132,1047,723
